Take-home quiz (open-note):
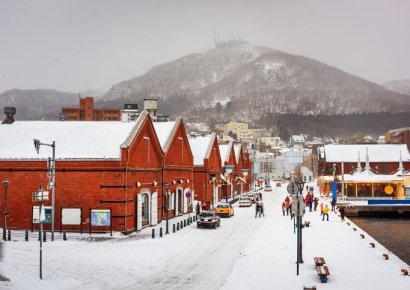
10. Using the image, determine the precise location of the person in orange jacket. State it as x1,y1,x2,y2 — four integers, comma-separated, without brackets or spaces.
322,205,330,221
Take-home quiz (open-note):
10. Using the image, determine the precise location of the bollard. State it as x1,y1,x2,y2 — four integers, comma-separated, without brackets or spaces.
25,230,29,241
7,229,11,241
63,231,67,241
187,218,190,225
353,227,357,231
401,269,409,276
38,230,41,241
184,220,187,227
360,234,365,239
369,242,375,248
177,223,180,231
152,228,155,239
43,231,46,242
159,227,163,238
180,221,183,229
382,254,389,260
190,217,193,223
173,224,176,233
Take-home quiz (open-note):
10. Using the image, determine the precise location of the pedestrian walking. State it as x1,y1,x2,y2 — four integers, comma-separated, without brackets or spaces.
259,192,263,200
308,195,313,212
320,203,324,215
285,196,291,216
322,205,330,221
255,201,261,218
281,202,286,216
313,197,319,211
195,201,201,217
331,198,336,212
260,200,265,217
339,205,346,222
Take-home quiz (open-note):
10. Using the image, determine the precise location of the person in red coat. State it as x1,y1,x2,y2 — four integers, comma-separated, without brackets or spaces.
284,196,291,216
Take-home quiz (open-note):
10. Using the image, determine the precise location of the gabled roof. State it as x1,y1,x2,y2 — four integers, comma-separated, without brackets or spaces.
188,133,215,166
0,112,149,160
234,143,242,163
152,118,179,152
219,141,233,164
324,144,410,163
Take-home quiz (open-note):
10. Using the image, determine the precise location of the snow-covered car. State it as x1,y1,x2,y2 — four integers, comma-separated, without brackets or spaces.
197,211,221,229
215,203,234,217
238,196,252,207
264,185,273,191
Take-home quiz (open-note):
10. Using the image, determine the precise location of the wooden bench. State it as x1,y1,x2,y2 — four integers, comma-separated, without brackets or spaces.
314,256,326,267
316,265,330,283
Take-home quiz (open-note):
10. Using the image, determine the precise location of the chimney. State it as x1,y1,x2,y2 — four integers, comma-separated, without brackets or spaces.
2,107,16,124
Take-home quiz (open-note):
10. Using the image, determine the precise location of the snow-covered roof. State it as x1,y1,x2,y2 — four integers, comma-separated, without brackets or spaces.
340,173,402,182
324,144,410,162
234,143,242,163
219,144,230,164
153,121,177,152
0,119,142,160
188,135,213,166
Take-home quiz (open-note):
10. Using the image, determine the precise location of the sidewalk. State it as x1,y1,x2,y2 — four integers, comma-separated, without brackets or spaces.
222,183,410,290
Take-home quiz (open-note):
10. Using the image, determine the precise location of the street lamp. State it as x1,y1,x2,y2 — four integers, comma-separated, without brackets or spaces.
165,183,170,234
2,180,9,241
33,139,56,241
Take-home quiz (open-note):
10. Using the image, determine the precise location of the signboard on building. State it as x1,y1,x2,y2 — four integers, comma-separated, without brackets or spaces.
291,197,306,216
33,206,52,224
62,208,81,225
91,209,111,226
225,165,233,174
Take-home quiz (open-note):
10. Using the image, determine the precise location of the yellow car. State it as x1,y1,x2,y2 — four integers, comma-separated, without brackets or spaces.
215,203,234,217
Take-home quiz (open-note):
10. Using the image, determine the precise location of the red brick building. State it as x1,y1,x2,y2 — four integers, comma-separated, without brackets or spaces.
62,96,121,121
0,111,164,233
153,118,194,219
233,143,249,195
189,133,222,209
385,127,410,152
219,141,238,202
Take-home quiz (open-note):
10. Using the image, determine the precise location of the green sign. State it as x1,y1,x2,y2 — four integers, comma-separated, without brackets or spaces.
43,208,52,224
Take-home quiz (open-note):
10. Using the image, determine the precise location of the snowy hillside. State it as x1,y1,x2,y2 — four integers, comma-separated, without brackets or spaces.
384,79,410,95
102,42,410,121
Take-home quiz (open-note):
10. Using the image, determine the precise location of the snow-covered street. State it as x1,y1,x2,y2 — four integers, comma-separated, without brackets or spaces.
1,183,409,290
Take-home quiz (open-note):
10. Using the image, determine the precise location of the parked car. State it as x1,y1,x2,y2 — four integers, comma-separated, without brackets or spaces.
246,193,257,203
238,196,252,207
215,203,234,217
264,185,273,191
276,182,282,187
197,211,221,229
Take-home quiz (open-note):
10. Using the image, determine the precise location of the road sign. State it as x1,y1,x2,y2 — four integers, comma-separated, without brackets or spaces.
291,198,306,216
185,191,191,198
287,182,298,195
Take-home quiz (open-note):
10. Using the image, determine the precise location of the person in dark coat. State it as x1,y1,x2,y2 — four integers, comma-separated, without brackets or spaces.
255,201,261,218
313,197,319,211
195,202,201,216
331,197,336,212
338,205,346,221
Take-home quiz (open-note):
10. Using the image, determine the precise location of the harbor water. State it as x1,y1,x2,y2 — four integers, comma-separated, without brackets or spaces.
351,217,410,265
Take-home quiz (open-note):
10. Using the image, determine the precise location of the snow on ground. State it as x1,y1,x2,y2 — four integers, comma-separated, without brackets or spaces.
1,182,409,290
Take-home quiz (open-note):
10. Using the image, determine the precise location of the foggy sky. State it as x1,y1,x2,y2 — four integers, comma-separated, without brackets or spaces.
1,0,410,94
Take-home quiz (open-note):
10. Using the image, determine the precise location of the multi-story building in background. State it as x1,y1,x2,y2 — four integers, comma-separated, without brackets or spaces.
61,96,121,121
385,127,410,152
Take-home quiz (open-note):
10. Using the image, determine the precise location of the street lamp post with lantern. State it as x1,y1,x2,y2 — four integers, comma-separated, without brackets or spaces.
33,139,56,241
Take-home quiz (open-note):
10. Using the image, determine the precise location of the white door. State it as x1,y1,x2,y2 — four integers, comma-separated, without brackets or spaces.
151,192,158,225
137,194,142,231
183,190,188,213
175,191,179,214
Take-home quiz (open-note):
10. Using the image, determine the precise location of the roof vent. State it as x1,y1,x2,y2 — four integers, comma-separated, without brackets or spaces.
2,107,16,124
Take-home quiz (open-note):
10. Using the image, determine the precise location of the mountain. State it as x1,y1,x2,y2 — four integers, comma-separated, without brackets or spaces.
0,89,78,120
383,79,410,95
102,42,410,122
